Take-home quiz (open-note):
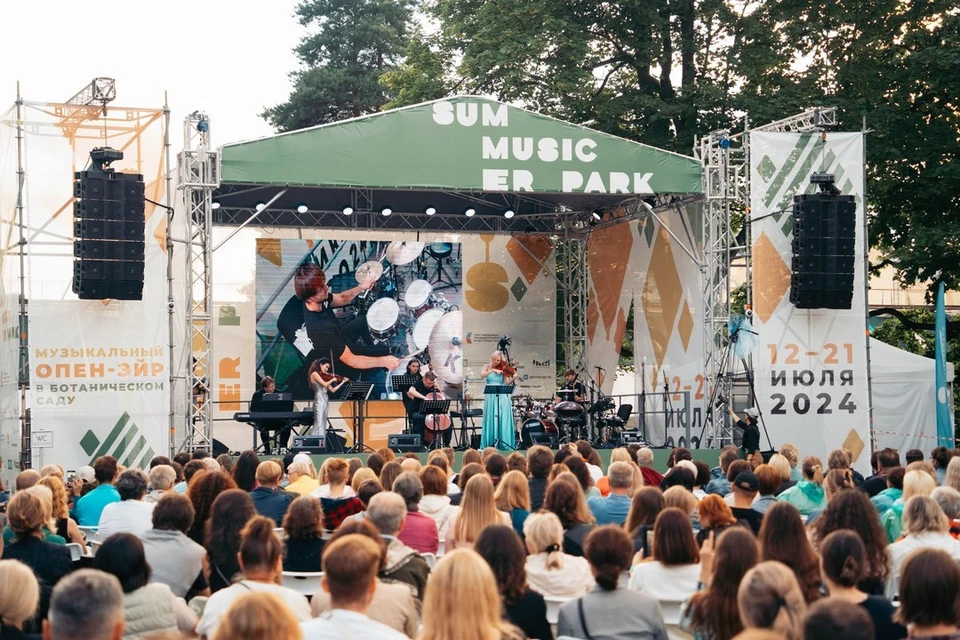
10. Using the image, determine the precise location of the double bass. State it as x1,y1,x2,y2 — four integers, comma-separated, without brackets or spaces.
423,388,452,444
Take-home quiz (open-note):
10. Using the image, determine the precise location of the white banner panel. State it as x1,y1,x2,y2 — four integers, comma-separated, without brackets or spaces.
210,299,256,452
750,132,870,469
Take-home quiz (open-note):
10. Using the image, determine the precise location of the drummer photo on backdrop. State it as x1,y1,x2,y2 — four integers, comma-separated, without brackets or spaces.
256,238,465,404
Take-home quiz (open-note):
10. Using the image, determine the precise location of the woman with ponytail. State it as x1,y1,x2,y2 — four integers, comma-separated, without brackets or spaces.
776,455,826,516
196,515,311,638
737,561,808,640
557,525,668,640
820,530,906,640
522,512,594,598
806,468,856,525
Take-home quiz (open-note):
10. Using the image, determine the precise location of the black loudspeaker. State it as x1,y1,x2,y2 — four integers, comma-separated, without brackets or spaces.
530,432,558,447
212,438,230,456
292,432,346,454
72,170,145,300
388,433,422,453
789,194,856,309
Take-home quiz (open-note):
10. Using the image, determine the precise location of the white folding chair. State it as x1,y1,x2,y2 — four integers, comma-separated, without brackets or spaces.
89,540,102,555
281,571,324,597
436,540,446,557
65,543,84,562
422,552,437,569
543,596,569,625
78,525,100,543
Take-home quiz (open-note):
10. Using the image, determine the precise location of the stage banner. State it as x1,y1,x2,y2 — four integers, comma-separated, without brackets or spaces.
210,299,256,451
750,132,870,469
462,234,557,402
632,205,706,448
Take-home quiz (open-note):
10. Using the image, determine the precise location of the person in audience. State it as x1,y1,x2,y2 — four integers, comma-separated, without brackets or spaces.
803,599,875,640
350,468,378,495
721,461,752,504
863,448,901,498
930,447,951,485
587,461,633,526
347,457,364,485
449,462,485,507
806,468,856,525
522,511,594,598
366,453,386,478
446,474,510,551
558,525,668,639
9,486,66,546
738,561,807,640
904,449,923,466
314,459,364,529
776,456,825,516
766,454,796,497
882,469,937,543
43,569,125,640
596,449,642,496
92,533,197,637
818,530,905,640
206,489,257,593
625,486,665,556
505,451,527,476
484,453,507,488
810,489,890,595
282,496,326,572
73,455,120,526
391,472,439,554
378,462,403,498
175,460,207,495
944,457,960,494
906,460,938,484
562,455,600,498
933,486,960,536
780,444,802,481
729,471,764,534
681,527,759,640
231,450,260,492
250,461,294,526
752,464,780,514
186,470,237,545
196,516,311,637
664,485,702,533
628,507,701,625
366,492,431,601
696,494,742,546
544,473,597,556
494,470,531,538
37,476,83,545
215,453,234,476
705,448,741,497
97,469,155,538
894,548,960,640
144,465,177,504
141,493,208,599
692,460,712,499
0,559,40,640
827,449,864,488
475,525,552,640
286,461,320,497
310,520,417,637
2,491,73,628
758,502,821,604
419,466,458,542
346,479,384,524
887,495,960,598
14,470,39,492
662,466,697,494
637,447,665,487
211,592,302,640
709,446,739,479
872,467,905,518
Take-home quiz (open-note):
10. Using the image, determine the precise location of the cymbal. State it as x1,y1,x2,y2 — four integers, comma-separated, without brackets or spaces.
428,310,463,386
385,242,425,265
355,260,383,284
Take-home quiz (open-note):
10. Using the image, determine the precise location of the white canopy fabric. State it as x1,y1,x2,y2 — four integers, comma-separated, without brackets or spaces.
870,337,955,453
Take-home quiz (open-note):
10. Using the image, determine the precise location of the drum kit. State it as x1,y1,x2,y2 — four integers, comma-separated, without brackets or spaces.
515,391,629,447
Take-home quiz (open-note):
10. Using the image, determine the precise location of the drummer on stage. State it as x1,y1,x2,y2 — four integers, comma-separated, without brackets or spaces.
555,369,586,404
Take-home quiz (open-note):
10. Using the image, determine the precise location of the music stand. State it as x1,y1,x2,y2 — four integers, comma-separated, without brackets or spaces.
344,381,374,453
483,384,516,450
392,374,419,433
451,400,483,451
421,399,451,450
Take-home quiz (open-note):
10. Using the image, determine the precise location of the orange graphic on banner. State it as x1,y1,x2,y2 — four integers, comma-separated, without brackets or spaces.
642,229,682,369
587,294,599,344
678,300,694,352
257,238,283,266
752,232,792,323
587,224,633,340
506,235,553,285
465,235,509,311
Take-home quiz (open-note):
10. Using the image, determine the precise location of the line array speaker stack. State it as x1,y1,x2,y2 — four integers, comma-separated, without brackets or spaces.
72,151,145,300
789,193,856,309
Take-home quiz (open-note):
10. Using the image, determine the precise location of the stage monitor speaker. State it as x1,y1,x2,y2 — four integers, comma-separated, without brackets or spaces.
292,432,346,454
789,193,856,309
388,433,422,453
529,432,558,447
212,438,230,456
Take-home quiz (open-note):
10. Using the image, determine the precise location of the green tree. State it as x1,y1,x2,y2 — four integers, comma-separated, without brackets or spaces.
380,29,453,109
263,0,416,131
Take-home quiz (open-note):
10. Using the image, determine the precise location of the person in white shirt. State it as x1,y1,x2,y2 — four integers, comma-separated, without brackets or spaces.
196,516,311,638
98,469,155,538
523,511,594,598
887,494,960,598
301,534,407,640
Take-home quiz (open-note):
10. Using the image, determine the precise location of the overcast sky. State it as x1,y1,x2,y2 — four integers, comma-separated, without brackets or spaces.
0,0,306,146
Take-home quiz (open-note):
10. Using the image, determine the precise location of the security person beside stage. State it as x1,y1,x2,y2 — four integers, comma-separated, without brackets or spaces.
729,406,761,464
249,377,287,453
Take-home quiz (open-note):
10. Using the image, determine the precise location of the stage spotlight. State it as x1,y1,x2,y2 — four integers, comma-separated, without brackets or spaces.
592,210,602,221
296,203,309,214
504,209,515,219
255,202,266,211
342,206,354,216
425,206,437,216
211,201,221,210
465,207,476,217
381,207,392,216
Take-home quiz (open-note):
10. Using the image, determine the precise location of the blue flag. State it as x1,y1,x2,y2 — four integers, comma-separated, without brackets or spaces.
935,282,953,447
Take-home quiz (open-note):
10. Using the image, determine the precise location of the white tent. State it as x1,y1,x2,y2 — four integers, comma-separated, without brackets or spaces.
869,338,955,453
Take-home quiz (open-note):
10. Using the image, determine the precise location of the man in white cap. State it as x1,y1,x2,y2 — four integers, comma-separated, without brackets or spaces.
729,406,761,464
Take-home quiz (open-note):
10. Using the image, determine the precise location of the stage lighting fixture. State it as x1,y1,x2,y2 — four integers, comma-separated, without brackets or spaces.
342,206,354,216
425,206,437,216
211,201,221,210
503,209,515,219
592,210,602,221
255,202,266,211
465,207,476,217
296,203,309,214
381,207,392,216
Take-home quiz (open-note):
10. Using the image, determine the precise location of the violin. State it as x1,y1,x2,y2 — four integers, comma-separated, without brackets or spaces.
423,389,452,443
320,372,349,384
494,362,517,377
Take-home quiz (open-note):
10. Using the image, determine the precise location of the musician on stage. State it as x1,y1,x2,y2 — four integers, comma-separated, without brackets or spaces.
307,358,348,441
480,351,515,449
249,376,286,453
400,359,424,424
555,369,586,404
406,371,443,445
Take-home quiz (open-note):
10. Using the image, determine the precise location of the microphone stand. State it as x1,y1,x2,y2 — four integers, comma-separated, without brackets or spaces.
639,358,647,442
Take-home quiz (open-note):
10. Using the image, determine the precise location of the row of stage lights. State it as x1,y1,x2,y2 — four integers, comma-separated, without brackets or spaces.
211,202,516,218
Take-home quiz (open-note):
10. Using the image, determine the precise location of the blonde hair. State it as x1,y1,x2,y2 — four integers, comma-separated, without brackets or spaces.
212,591,303,640
823,468,855,500
522,512,565,570
38,475,70,520
26,485,56,532
455,475,502,546
905,460,938,484
780,444,799,468
945,457,960,493
350,467,377,494
663,485,697,515
0,560,39,627
768,454,792,481
903,469,937,501
738,561,807,640
255,460,283,486
902,495,949,535
494,470,530,511
419,549,515,640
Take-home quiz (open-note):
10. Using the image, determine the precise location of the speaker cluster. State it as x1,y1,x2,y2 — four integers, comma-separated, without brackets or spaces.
789,194,856,309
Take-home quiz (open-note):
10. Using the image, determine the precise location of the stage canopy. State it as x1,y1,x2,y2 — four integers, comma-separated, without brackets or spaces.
213,96,702,232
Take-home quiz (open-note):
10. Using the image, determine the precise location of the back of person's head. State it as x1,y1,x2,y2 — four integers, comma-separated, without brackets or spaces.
903,469,937,501
399,457,421,474
905,448,923,465
216,453,234,475
663,484,698,515
116,468,148,501
321,534,382,608
636,447,655,467
356,479,383,507
693,460,712,487
239,516,283,574
669,446,692,466
419,465,448,496
6,490,44,537
494,469,530,511
255,460,283,487
366,452,385,477
738,561,807,640
474,524,527,606
93,455,119,485
896,547,960,629
562,455,593,492
727,459,752,483
173,452,191,467
689,528,759,640
39,464,64,479
148,464,176,492
324,458,349,486
523,511,565,568
877,447,900,471
903,494,948,535
819,530,866,587
461,448,482,468
420,549,510,640
768,454,792,481
780,444,799,468
827,449,851,470
211,591,303,640
207,489,257,565
92,533,150,594
349,468,377,495
653,507,700,566
14,469,40,491
366,491,406,536
607,461,634,490
801,456,824,484
625,486,665,535
44,569,124,640
152,492,195,533
374,446,396,463
932,486,960,520
698,493,737,528
803,599,874,640
931,446,951,469
811,489,889,583
0,559,39,628
391,471,423,510
484,453,507,478
427,450,449,472
945,457,960,492
584,525,633,591
378,460,402,490
282,495,324,541
182,459,207,485
886,466,905,490
544,472,593,528
906,460,938,483
231,450,260,491
505,451,527,475
720,447,740,472
822,468,854,499
457,462,484,490
755,464,782,496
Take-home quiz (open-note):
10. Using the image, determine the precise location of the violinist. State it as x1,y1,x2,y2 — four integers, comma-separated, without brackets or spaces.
480,351,516,450
406,371,445,446
308,358,348,441
555,368,586,404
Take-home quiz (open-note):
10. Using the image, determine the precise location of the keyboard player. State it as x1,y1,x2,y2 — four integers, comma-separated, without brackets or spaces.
249,377,289,453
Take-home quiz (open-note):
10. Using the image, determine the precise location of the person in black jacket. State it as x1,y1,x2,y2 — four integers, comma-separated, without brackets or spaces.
730,406,762,464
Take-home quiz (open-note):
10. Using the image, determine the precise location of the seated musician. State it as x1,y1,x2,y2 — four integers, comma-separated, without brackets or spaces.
555,368,586,404
406,371,450,446
400,359,424,429
249,377,289,453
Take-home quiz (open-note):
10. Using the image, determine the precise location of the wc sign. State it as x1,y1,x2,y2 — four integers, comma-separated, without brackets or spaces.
31,431,54,449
